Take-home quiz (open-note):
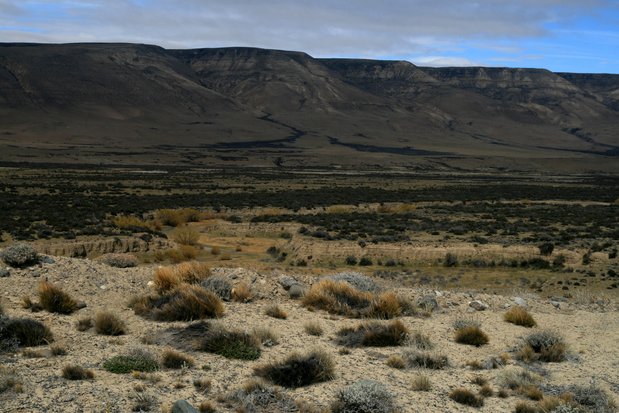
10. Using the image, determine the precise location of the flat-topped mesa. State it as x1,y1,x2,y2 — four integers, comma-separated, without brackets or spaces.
420,66,580,91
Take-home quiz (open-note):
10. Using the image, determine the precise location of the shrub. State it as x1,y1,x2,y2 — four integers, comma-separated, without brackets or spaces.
172,225,200,245
265,305,287,319
199,325,261,360
103,349,159,374
75,317,93,332
161,348,194,369
94,311,126,336
0,365,22,393
402,350,449,369
179,245,198,260
98,253,138,268
224,379,298,412
302,280,372,316
539,242,555,256
514,401,538,413
408,331,434,350
50,343,67,356
201,276,233,301
358,257,373,266
452,317,481,330
0,317,53,347
232,282,252,302
345,256,358,266
449,388,484,407
444,252,458,267
1,243,38,267
411,374,432,391
304,321,324,336
336,320,409,347
325,272,380,292
254,349,335,388
455,326,489,346
504,306,537,328
521,330,566,362
332,380,397,413
38,281,78,314
156,209,187,227
496,367,540,390
132,284,224,321
210,246,220,255
62,365,94,380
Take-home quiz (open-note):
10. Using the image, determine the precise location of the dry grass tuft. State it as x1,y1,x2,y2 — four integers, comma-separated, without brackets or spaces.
38,281,78,314
304,321,324,336
232,282,252,302
94,311,126,336
172,225,201,245
402,350,449,370
449,388,484,407
411,374,432,391
254,349,335,388
265,304,288,319
368,292,409,319
153,262,211,293
479,384,494,398
336,320,409,347
50,343,67,356
386,355,406,369
303,280,373,316
199,325,261,360
62,364,94,380
161,348,194,369
75,317,93,332
198,401,216,413
518,330,567,363
133,284,224,321
504,306,537,328
514,401,538,413
455,326,489,347
1,317,53,347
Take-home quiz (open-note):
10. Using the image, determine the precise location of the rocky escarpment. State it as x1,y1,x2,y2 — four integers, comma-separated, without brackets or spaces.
33,234,172,258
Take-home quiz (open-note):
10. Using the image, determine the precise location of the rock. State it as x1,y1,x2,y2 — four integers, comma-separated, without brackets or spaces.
76,301,87,309
39,256,55,264
171,400,199,413
278,276,300,290
0,268,9,277
513,297,527,307
550,301,561,309
469,300,488,311
417,295,439,312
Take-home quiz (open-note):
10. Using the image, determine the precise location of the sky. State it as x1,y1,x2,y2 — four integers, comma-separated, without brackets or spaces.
1,0,618,73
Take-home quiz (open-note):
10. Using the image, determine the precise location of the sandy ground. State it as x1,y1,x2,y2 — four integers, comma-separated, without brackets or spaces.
1,255,618,413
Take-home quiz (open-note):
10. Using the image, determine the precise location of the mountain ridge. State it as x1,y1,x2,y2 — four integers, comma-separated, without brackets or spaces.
1,42,618,173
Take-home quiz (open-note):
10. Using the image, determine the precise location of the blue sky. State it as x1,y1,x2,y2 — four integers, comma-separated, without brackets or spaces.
1,0,618,73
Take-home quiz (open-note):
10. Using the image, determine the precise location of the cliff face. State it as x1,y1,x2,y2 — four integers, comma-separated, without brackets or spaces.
0,43,617,171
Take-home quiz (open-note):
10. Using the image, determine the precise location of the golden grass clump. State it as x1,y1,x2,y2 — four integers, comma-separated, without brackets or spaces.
455,326,489,347
504,306,537,328
94,311,126,336
133,284,224,321
38,281,78,314
368,292,409,319
153,261,211,293
155,209,189,227
111,215,154,230
161,348,195,369
302,280,373,316
265,304,287,319
232,282,252,303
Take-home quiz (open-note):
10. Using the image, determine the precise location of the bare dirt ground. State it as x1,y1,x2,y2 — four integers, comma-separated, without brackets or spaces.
1,252,617,413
